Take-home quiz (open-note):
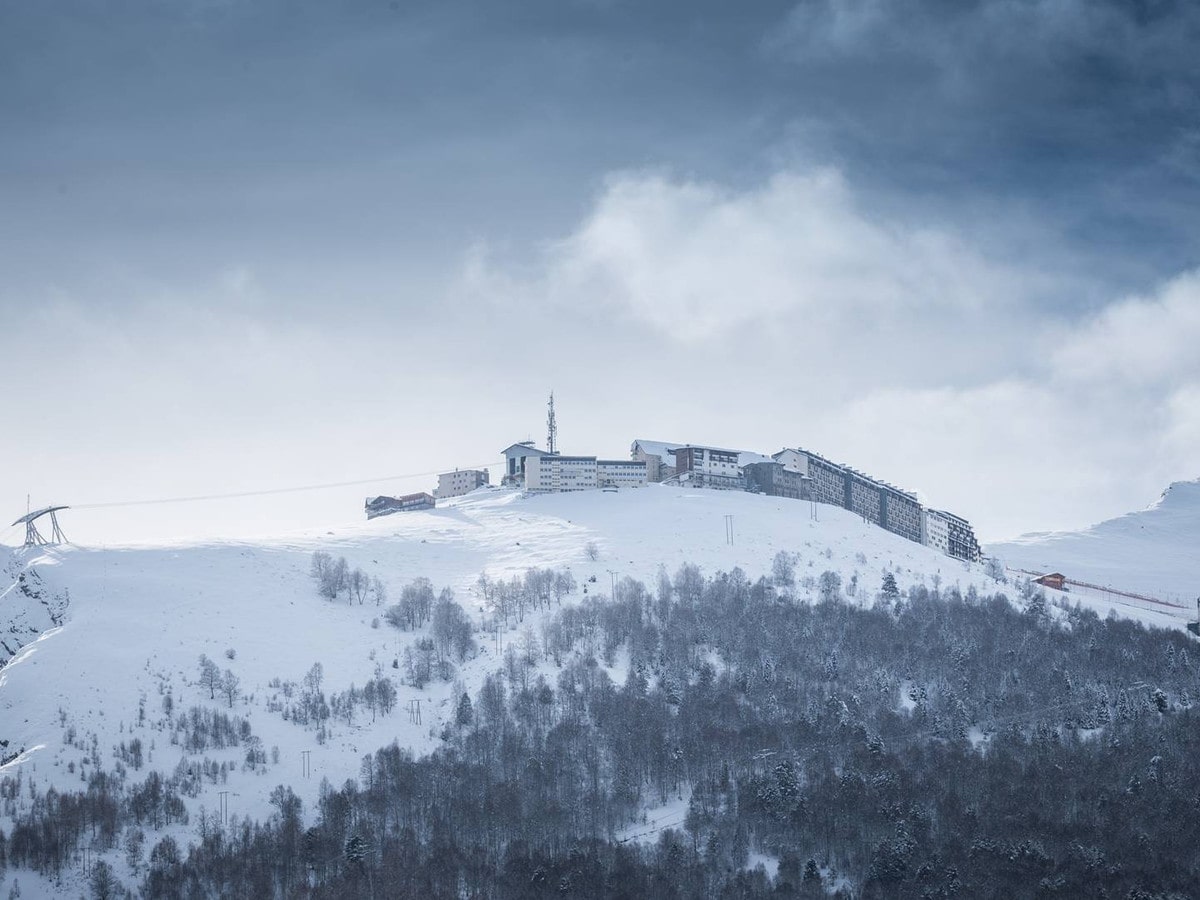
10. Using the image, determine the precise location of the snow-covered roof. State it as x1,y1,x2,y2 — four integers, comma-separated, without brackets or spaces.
631,439,772,469
737,450,774,467
630,439,680,467
501,442,552,457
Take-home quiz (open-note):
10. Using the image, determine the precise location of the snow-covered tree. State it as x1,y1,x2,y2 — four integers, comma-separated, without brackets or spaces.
221,669,240,708
198,655,220,700
881,571,900,601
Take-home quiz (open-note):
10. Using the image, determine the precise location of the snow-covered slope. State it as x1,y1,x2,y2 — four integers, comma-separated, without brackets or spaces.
987,479,1200,605
1,546,69,667
0,484,1190,895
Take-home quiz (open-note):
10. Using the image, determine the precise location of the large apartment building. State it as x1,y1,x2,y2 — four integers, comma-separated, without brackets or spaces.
743,461,808,499
525,455,598,492
524,454,647,493
598,459,649,489
773,448,922,543
436,468,490,499
672,445,746,489
921,508,949,555
941,509,981,562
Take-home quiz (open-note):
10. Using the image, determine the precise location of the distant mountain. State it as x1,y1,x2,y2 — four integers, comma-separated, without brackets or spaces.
987,480,1200,605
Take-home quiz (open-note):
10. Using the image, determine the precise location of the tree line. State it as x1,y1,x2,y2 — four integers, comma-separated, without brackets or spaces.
3,560,1198,898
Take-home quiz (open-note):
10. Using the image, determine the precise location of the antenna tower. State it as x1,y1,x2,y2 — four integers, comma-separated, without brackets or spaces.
546,391,558,454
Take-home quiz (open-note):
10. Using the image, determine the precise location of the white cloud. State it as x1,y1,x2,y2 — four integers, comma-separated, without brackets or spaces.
532,168,1042,343
466,165,1200,539
1052,270,1200,385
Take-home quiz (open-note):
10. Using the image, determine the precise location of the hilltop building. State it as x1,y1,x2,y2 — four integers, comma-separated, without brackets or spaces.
507,435,980,561
598,459,649,489
630,439,678,482
942,509,982,562
921,507,979,561
743,461,808,499
525,455,647,493
673,445,743,489
436,468,490,499
921,508,951,555
501,442,553,486
365,493,435,518
773,448,921,543
526,455,598,492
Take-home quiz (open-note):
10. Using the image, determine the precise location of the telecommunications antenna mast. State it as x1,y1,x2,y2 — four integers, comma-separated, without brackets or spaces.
546,391,558,454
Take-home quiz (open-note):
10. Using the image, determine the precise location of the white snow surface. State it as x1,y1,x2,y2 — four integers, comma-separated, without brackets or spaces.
987,479,1200,606
0,484,1192,896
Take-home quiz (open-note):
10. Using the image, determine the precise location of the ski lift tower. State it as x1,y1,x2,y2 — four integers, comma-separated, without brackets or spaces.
12,506,70,547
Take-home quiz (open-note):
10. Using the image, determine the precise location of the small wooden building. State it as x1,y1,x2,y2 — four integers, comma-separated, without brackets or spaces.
1034,572,1067,591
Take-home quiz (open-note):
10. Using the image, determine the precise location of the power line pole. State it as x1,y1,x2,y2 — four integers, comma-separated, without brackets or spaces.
301,750,311,778
724,514,735,546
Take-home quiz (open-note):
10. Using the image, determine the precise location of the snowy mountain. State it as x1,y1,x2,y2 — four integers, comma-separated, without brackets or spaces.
987,479,1200,608
0,484,1193,896
0,546,69,668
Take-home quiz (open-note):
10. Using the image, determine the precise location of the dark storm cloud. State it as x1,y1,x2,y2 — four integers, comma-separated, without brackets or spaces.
0,0,793,316
769,0,1200,287
3,0,1196,309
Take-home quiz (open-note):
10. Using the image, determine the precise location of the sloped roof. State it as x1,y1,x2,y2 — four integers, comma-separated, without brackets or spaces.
630,439,680,467
632,439,772,469
501,442,552,457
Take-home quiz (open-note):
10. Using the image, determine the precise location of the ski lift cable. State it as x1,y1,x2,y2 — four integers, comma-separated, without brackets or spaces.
68,462,497,510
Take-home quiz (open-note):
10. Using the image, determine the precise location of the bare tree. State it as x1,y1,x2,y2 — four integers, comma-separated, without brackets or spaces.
198,655,220,699
310,551,333,581
772,551,796,590
350,567,368,605
584,541,600,562
221,669,240,708
401,578,436,627
431,592,473,664
553,570,576,605
331,557,349,599
375,677,397,715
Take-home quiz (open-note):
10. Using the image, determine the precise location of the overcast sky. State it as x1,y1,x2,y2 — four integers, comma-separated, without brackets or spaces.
3,0,1199,546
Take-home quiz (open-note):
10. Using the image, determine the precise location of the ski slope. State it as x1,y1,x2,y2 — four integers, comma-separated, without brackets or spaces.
988,479,1200,608
0,484,1191,896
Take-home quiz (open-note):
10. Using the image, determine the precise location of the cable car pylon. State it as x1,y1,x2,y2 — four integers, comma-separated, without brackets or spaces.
11,506,70,547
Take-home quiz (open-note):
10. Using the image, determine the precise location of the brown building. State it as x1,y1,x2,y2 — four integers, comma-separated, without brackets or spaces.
1034,572,1067,591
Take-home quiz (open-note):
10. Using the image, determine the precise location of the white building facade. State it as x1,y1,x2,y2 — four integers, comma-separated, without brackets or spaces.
597,459,648,489
921,508,951,556
502,442,552,486
525,455,599,492
437,469,490,499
